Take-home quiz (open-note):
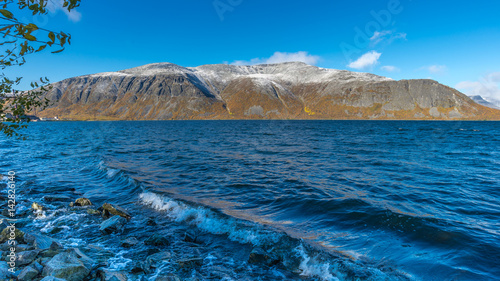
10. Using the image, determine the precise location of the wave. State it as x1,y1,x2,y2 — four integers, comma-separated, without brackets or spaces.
139,192,413,281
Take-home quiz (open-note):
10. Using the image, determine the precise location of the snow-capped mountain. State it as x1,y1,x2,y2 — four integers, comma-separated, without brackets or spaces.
39,62,500,120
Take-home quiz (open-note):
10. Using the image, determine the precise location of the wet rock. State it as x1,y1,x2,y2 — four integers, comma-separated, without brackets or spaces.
24,233,59,250
0,261,13,279
32,202,44,211
147,251,172,265
32,260,44,273
73,198,92,207
40,277,67,281
50,240,64,250
14,243,32,252
66,248,95,270
0,225,25,243
17,249,40,265
147,217,157,226
43,250,91,281
99,203,131,219
120,237,139,248
87,208,101,215
131,261,151,274
41,249,62,258
155,274,181,281
39,256,52,266
248,247,280,266
87,244,114,254
43,195,72,202
98,268,128,281
147,248,160,256
100,216,127,234
17,265,39,280
144,233,170,246
177,258,203,269
183,230,198,243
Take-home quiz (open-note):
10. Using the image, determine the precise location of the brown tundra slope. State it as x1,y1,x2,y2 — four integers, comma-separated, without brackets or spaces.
39,62,500,120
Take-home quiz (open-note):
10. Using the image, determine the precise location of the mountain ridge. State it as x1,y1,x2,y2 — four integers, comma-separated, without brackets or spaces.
38,62,500,120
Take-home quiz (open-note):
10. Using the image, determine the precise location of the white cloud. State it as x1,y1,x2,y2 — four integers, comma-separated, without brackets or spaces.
231,51,320,66
419,65,447,75
46,0,82,22
456,72,500,106
370,30,407,46
348,51,381,70
381,65,399,72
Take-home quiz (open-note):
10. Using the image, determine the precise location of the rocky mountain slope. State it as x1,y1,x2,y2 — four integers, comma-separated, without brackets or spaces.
39,62,500,120
469,95,500,109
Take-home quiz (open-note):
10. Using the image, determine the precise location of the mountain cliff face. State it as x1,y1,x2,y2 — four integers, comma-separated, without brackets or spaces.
39,62,500,120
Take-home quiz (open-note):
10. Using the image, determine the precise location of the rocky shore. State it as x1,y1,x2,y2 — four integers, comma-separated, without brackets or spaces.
0,196,302,281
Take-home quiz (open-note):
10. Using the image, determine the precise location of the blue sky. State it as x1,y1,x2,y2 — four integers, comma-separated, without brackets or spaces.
5,0,500,102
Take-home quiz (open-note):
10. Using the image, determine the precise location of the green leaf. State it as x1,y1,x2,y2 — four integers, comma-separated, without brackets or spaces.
48,32,55,42
35,44,46,52
26,23,38,32
0,9,14,19
24,34,37,41
51,48,65,54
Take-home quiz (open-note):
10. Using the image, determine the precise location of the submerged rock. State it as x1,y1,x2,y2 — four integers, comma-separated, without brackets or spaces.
86,208,101,215
248,247,280,266
147,251,172,265
100,216,127,234
144,233,170,246
155,274,181,281
147,217,157,226
177,258,203,269
183,230,198,243
43,195,72,202
100,203,131,219
120,236,139,248
73,198,92,207
17,265,39,280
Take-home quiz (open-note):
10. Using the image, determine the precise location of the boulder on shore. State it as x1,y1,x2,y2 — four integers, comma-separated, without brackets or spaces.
32,202,44,211
0,226,24,243
99,203,131,219
99,216,127,234
17,265,39,281
17,249,40,266
24,233,60,250
42,250,92,281
72,198,92,207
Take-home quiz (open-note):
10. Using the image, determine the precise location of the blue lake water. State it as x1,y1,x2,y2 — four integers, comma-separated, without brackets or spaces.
1,120,499,280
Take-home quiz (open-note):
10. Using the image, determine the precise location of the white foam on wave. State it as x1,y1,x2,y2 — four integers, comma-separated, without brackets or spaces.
139,192,414,280
295,244,341,281
139,192,282,246
106,168,120,178
36,212,86,233
108,250,133,271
